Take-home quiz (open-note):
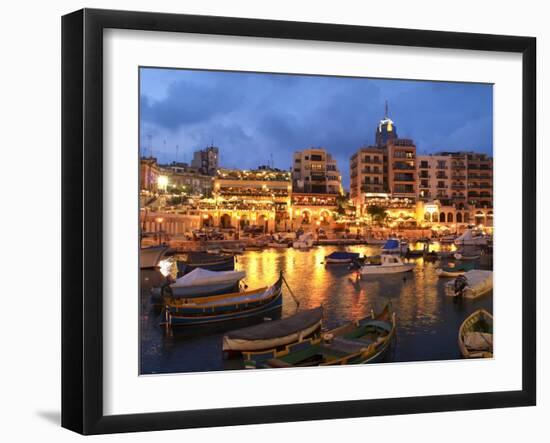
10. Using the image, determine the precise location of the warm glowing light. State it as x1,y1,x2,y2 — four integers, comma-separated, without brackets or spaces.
157,175,168,190
155,217,164,224
203,214,209,219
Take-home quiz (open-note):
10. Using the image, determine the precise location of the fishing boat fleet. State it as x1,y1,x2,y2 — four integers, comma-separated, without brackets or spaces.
142,226,493,370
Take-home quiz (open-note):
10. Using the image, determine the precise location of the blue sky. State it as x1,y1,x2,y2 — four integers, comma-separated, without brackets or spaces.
140,68,493,189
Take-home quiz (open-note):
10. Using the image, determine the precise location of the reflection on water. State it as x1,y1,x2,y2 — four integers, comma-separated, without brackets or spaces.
140,244,492,374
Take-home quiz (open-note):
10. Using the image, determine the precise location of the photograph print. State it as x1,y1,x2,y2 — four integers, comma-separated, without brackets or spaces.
139,67,494,375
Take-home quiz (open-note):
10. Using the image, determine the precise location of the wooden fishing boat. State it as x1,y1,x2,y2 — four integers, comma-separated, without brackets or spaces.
176,252,235,276
454,229,489,246
222,306,323,356
445,270,493,298
359,254,414,276
458,309,493,358
163,273,283,326
244,304,396,369
324,251,360,264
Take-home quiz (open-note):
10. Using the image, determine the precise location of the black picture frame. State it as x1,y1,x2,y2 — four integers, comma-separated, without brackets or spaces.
62,8,536,435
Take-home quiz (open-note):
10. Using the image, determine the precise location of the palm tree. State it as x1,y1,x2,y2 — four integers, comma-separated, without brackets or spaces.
367,205,388,226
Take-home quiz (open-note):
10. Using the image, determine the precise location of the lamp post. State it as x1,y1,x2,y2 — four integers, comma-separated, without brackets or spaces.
155,217,164,245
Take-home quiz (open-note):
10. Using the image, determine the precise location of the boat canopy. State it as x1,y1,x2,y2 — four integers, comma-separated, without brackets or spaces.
382,239,399,250
172,268,245,288
325,251,360,260
225,307,323,341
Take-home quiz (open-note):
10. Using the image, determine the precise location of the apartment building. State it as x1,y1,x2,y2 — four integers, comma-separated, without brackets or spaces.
292,148,342,195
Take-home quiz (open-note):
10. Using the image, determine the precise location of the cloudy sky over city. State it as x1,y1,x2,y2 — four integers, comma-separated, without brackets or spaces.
140,68,493,188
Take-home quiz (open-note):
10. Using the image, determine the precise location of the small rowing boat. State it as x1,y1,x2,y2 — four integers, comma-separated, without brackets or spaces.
458,309,493,358
176,252,235,276
222,307,323,356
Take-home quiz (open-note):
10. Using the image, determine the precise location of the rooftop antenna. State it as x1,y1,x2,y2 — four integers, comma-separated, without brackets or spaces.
176,144,179,163
270,153,274,169
385,100,389,118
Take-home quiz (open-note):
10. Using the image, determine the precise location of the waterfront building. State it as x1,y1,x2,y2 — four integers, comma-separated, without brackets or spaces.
198,167,292,232
160,162,214,196
291,148,343,228
292,148,343,195
416,151,493,226
191,145,219,176
350,109,417,220
140,157,160,192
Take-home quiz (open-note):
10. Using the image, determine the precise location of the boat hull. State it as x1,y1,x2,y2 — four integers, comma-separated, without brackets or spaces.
166,292,282,326
360,264,415,275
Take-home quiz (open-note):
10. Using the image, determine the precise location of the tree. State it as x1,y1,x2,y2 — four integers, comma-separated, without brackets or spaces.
367,205,388,226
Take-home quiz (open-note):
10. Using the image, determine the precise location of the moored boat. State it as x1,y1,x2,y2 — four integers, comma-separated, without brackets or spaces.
458,309,493,358
359,254,414,276
445,269,493,298
176,252,235,276
293,232,315,249
160,268,246,298
244,304,396,369
163,273,283,326
454,252,480,260
381,238,408,254
140,245,169,268
222,306,323,356
324,251,361,264
436,262,475,277
454,229,489,246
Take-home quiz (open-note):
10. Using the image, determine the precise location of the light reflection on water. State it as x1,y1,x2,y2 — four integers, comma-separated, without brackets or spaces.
140,243,492,374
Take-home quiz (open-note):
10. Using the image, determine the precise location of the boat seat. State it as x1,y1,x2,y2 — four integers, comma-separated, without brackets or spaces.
326,337,374,354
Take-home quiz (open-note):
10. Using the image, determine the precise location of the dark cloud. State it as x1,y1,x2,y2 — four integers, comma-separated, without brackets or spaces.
140,69,493,189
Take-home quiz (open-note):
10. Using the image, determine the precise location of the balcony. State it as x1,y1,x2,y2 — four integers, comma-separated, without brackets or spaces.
452,175,466,180
393,163,415,170
436,174,448,180
451,184,466,190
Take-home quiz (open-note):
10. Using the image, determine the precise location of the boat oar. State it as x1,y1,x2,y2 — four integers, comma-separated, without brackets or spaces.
281,273,300,310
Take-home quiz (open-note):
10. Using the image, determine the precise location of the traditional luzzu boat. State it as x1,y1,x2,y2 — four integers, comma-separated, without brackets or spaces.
160,268,246,298
436,262,475,278
222,306,323,357
243,304,396,369
458,309,493,358
162,273,283,326
359,254,415,276
445,270,493,298
176,252,235,276
324,251,360,264
140,245,170,269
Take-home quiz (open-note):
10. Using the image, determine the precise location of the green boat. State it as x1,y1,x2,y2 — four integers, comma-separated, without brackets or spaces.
243,303,396,369
458,309,493,358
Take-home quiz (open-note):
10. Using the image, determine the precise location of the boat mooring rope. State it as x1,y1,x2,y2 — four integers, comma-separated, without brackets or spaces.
281,274,300,310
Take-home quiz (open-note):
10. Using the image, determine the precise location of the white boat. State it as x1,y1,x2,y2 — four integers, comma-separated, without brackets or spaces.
359,254,415,276
168,268,246,297
293,232,315,249
454,229,489,246
140,245,169,269
445,270,493,298
454,252,480,260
